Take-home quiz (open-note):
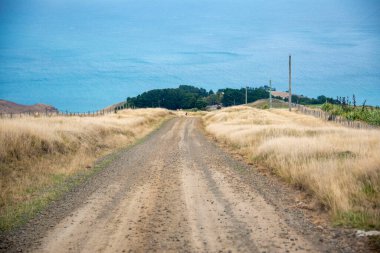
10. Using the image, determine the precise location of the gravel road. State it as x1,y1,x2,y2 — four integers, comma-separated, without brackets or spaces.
2,117,369,252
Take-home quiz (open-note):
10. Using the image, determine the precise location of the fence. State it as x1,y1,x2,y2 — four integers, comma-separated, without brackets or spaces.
0,105,130,119
293,104,375,130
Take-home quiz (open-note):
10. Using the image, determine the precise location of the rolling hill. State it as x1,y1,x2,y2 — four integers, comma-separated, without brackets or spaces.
0,99,58,114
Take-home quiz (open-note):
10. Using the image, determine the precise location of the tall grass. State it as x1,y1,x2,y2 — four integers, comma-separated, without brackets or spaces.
204,106,380,229
0,108,172,230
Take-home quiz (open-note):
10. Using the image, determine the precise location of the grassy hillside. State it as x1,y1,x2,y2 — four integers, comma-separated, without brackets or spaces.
0,109,172,230
248,98,288,109
204,106,380,229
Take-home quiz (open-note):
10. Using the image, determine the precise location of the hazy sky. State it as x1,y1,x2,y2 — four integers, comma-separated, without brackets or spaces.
0,0,379,111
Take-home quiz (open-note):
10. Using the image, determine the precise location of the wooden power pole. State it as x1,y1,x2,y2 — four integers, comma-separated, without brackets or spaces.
245,86,248,104
269,80,272,109
288,54,292,111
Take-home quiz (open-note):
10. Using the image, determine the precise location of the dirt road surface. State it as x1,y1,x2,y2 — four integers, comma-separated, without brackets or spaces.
2,117,366,252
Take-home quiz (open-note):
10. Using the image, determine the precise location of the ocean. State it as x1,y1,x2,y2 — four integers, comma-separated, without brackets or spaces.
1,0,380,112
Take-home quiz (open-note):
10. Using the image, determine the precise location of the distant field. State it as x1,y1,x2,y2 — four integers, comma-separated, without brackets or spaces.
204,106,380,229
0,108,172,230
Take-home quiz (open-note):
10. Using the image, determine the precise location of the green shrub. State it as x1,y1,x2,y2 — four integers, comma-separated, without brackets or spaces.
321,103,380,126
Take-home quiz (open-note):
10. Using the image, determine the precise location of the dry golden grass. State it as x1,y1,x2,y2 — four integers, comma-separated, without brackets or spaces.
0,108,172,230
204,106,380,228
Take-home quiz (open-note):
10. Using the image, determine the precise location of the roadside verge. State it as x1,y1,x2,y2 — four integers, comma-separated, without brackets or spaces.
0,109,173,232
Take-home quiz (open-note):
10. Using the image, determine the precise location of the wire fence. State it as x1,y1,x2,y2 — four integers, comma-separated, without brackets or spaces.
0,105,130,119
294,104,376,130
1,103,377,130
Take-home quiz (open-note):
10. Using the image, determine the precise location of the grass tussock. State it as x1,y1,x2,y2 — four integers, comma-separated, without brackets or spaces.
0,108,172,230
204,106,380,229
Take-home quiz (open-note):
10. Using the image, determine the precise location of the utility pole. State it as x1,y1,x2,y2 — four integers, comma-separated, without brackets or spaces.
269,79,272,109
289,54,292,111
245,86,248,104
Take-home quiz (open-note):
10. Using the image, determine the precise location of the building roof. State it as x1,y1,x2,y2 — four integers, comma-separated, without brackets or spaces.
271,91,289,99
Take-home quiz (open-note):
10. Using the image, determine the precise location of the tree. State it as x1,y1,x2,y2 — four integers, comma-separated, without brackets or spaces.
195,98,208,110
206,94,219,105
127,85,341,110
220,88,244,106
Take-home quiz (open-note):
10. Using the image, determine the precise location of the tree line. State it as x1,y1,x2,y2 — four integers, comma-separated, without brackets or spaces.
125,85,340,110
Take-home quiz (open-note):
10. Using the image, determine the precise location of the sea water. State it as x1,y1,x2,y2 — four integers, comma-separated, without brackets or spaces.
0,0,379,112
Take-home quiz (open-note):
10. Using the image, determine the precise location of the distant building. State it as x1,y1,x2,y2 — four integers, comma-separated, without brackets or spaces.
271,91,289,99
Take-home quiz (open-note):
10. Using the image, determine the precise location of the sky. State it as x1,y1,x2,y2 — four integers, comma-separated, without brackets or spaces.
0,0,379,111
